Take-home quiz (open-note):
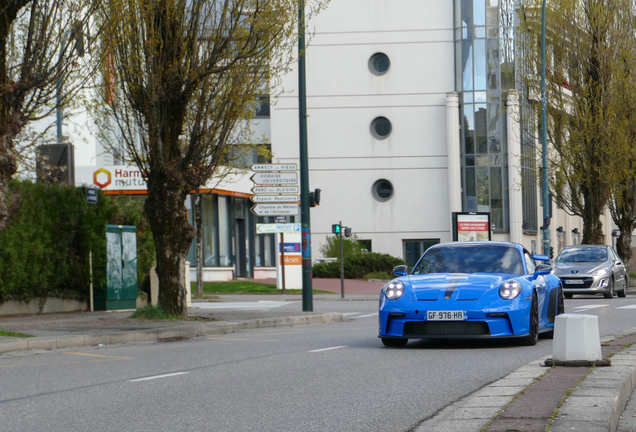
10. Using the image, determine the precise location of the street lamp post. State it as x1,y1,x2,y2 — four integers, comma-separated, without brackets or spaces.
298,0,313,311
541,0,551,256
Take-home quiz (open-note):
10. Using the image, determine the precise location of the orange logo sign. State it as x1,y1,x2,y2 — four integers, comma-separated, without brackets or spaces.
93,168,112,188
280,255,302,265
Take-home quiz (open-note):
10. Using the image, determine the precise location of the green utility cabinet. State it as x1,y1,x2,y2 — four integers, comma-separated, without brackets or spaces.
94,225,138,310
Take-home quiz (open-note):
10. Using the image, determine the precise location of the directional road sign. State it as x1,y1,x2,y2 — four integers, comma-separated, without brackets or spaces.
251,195,299,203
252,185,300,195
251,203,299,216
250,163,298,172
251,172,298,185
256,223,301,234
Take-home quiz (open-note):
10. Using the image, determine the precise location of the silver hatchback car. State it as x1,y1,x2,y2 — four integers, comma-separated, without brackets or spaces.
553,245,627,299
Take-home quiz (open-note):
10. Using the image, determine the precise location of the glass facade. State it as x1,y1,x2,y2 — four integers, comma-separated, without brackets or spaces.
187,194,276,273
455,0,516,231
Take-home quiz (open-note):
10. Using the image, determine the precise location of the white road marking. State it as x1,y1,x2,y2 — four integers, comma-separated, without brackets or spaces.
309,346,347,353
192,301,295,310
616,305,636,309
343,312,361,317
128,372,189,382
570,304,609,311
355,313,379,319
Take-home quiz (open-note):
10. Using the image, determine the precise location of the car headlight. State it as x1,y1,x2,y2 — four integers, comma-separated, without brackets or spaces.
385,281,405,300
499,281,522,300
593,269,609,277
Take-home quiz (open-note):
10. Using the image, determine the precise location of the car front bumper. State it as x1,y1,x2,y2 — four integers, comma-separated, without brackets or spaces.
559,276,610,295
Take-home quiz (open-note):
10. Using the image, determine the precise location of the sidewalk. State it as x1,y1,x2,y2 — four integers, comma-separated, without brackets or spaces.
1,279,636,431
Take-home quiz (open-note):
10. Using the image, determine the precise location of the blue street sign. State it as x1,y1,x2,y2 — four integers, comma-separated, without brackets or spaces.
279,243,301,253
86,187,98,204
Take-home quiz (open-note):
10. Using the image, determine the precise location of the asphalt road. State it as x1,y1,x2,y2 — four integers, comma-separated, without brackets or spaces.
2,295,636,432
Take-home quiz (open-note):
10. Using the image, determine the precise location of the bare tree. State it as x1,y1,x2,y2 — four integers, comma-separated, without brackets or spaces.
519,0,634,244
0,0,99,230
96,0,327,316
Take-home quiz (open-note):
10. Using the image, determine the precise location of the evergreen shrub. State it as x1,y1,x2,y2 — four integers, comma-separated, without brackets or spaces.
0,180,154,304
313,252,405,279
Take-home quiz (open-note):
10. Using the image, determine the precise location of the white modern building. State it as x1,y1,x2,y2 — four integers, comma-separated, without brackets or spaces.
270,0,616,269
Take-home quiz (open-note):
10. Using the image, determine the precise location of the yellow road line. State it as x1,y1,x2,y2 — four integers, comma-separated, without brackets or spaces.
65,352,133,360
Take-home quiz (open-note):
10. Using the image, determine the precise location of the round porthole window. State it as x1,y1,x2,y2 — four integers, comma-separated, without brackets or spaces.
372,179,394,202
371,117,392,139
369,53,390,75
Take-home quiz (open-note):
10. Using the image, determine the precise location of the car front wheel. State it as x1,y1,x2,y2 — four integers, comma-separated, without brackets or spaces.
618,276,627,298
519,293,539,346
381,338,408,347
604,278,615,299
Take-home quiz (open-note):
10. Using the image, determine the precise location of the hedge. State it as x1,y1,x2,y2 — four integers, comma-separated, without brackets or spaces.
0,180,154,304
313,252,405,279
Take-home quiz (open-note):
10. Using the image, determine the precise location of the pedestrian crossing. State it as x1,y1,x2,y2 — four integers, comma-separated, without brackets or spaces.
568,302,636,313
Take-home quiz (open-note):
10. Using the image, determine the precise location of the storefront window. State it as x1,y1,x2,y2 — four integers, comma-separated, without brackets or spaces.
218,196,231,266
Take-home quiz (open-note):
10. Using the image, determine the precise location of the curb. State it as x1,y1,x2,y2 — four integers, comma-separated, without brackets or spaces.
550,344,636,432
0,312,343,355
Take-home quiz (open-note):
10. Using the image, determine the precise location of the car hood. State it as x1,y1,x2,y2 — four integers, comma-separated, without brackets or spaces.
405,273,511,301
554,263,607,277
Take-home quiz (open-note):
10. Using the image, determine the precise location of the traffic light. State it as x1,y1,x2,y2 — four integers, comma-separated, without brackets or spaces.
344,227,352,237
309,188,321,207
332,224,341,234
549,247,554,259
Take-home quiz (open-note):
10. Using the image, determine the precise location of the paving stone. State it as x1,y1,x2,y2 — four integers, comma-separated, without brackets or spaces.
486,417,548,431
447,406,502,420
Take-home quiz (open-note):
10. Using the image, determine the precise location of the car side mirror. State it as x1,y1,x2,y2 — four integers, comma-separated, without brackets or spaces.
393,265,408,277
534,264,552,277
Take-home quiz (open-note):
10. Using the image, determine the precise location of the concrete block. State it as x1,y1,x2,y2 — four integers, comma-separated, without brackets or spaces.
553,314,602,361
0,339,29,354
27,338,57,351
55,335,86,349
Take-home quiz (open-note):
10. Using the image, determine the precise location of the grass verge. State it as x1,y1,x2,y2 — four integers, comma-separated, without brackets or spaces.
191,280,333,294
130,304,218,321
0,329,34,338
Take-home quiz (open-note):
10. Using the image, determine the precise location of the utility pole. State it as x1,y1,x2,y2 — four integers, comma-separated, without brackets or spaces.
298,0,313,311
541,0,551,256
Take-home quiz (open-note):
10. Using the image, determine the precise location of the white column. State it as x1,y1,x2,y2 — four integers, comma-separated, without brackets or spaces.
446,92,462,216
506,90,523,244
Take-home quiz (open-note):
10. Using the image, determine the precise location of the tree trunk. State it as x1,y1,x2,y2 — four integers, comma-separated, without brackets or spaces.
195,192,203,297
144,176,195,318
616,221,634,272
0,136,17,231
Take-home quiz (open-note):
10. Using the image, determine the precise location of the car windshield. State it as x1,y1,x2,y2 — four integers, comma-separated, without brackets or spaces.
556,247,607,263
412,245,525,275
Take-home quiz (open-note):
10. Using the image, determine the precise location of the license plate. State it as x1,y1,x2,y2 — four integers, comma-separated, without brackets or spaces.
427,311,466,321
566,280,584,285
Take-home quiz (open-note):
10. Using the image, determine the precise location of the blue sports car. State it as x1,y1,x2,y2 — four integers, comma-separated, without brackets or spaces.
379,242,564,347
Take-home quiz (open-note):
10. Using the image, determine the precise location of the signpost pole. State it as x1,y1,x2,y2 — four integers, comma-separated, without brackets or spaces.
281,232,286,294
340,221,344,299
